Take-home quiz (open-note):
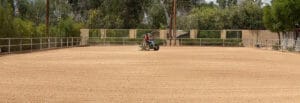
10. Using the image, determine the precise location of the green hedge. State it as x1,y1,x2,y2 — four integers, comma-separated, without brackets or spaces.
198,31,221,38
106,29,129,37
89,29,101,37
226,31,242,39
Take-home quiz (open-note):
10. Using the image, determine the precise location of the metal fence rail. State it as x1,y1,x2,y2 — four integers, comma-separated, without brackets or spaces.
178,38,243,47
87,37,243,47
1,37,299,54
0,37,81,54
242,39,300,52
88,37,167,46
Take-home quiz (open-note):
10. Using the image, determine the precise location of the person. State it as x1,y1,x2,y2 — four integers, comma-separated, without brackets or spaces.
144,33,155,46
148,34,155,46
144,33,150,43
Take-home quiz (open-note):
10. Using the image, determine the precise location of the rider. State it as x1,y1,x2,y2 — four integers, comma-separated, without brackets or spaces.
144,33,150,43
144,33,154,46
149,34,155,46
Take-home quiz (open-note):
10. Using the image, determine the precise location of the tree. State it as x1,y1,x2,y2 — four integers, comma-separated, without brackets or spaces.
58,17,82,37
263,0,300,49
217,0,237,8
217,0,227,8
51,0,73,22
13,18,35,38
263,5,282,45
0,0,15,38
147,3,168,29
189,5,224,30
17,0,30,19
31,0,46,25
84,0,153,29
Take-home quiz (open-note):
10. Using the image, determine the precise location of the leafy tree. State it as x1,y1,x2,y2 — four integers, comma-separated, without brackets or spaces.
263,5,282,44
30,0,46,25
216,0,237,8
0,1,15,38
263,0,300,48
58,17,83,37
35,24,46,37
17,0,31,19
239,0,264,29
189,6,224,30
217,0,227,8
13,18,35,38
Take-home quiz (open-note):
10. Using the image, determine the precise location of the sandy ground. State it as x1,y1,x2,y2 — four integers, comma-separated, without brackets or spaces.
0,46,300,103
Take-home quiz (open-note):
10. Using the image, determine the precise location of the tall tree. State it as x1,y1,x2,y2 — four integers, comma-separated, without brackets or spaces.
217,0,237,8
262,0,300,49
217,0,227,8
0,0,15,38
263,5,282,44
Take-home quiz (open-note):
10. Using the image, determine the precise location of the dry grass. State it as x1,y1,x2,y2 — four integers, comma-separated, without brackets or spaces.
0,46,300,103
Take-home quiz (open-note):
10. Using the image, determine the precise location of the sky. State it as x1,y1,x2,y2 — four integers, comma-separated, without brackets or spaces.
205,0,271,4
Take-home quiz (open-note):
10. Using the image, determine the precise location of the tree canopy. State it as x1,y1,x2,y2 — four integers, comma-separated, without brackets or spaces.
0,0,299,38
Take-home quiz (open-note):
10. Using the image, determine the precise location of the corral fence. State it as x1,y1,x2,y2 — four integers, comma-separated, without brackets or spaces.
178,38,243,47
87,37,299,52
1,28,300,54
0,37,81,54
1,37,300,55
243,39,300,52
88,37,166,46
87,37,242,47
0,37,243,54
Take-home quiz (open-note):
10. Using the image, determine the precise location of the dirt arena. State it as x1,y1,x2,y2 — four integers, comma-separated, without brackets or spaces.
0,46,300,103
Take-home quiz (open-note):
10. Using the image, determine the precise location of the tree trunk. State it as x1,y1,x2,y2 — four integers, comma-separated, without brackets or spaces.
282,31,288,50
294,31,299,47
295,31,299,41
159,0,170,26
277,32,281,45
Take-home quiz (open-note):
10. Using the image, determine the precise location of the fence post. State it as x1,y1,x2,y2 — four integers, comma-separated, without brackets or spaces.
104,38,106,46
30,38,33,52
71,37,73,47
67,38,69,47
48,38,50,49
55,37,57,48
40,38,42,50
20,39,22,51
8,39,11,53
61,38,63,48
71,37,74,47
199,38,202,46
76,38,78,46
123,38,125,46
74,38,76,46
223,39,225,47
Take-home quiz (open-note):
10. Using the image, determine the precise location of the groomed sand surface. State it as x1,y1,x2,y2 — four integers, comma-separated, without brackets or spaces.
0,46,300,103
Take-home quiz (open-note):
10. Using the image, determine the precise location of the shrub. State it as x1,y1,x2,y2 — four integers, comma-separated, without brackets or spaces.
287,47,295,52
106,29,129,37
272,43,281,50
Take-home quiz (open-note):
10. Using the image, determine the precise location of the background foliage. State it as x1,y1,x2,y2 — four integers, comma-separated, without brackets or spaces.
0,0,299,39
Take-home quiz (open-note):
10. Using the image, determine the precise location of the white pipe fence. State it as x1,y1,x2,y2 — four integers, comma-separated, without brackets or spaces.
0,37,81,54
1,37,299,55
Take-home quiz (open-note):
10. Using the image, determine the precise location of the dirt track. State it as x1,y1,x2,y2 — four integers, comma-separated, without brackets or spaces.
0,46,300,103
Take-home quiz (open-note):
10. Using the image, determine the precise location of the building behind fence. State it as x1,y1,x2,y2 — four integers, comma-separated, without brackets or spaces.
0,29,299,54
